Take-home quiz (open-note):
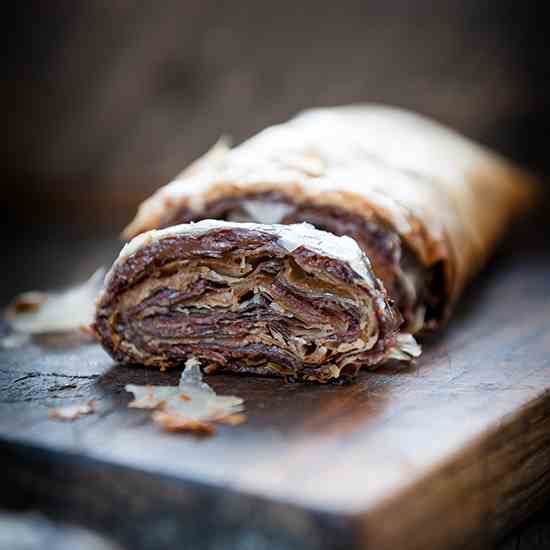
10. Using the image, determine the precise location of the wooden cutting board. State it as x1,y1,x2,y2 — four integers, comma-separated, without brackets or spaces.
1,217,549,550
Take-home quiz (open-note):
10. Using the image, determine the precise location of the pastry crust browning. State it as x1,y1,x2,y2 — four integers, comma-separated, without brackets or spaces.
124,106,537,331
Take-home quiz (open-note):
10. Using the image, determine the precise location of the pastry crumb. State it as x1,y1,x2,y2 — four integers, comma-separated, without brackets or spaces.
125,357,245,435
49,400,96,421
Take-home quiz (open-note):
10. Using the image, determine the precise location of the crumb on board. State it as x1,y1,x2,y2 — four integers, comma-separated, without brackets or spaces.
3,268,105,338
151,412,216,435
48,400,96,421
11,291,48,313
125,357,246,435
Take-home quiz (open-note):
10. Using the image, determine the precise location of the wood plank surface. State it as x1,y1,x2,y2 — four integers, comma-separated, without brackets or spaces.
1,210,549,550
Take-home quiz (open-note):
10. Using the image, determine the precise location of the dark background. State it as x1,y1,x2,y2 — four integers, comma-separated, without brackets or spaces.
6,0,549,232
3,2,550,547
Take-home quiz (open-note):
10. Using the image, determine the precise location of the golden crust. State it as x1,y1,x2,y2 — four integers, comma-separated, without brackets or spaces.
124,105,538,326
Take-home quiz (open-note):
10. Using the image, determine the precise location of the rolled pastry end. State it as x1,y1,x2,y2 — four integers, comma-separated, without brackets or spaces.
122,105,538,334
94,220,419,382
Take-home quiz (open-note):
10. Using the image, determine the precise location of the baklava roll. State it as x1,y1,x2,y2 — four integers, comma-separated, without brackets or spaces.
124,106,536,332
94,220,419,382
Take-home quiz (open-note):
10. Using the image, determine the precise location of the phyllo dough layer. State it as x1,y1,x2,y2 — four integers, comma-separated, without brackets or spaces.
94,220,419,381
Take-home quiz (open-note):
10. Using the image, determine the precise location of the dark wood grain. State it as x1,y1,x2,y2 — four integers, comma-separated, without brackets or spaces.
1,207,549,549
497,503,550,550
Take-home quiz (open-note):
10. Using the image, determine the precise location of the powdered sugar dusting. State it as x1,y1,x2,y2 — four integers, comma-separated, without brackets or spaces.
116,220,373,283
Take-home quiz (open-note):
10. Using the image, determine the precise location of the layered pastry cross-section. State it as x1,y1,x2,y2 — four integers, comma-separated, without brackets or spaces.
94,220,419,381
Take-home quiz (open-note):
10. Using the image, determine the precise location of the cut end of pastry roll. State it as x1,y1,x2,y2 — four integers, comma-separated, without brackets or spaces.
123,105,538,333
95,220,419,382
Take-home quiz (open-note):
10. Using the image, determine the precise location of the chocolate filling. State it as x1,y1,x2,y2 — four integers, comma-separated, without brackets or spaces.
159,193,442,331
94,228,405,382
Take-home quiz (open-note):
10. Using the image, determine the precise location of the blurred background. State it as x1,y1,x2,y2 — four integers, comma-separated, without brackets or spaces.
7,1,549,228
